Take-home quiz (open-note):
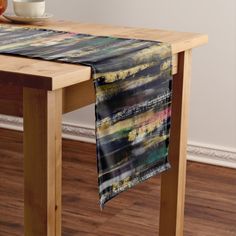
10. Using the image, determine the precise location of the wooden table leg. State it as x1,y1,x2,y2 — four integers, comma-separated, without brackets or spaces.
159,50,192,236
23,88,62,236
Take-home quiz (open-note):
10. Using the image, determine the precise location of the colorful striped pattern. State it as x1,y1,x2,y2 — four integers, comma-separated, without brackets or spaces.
0,25,173,207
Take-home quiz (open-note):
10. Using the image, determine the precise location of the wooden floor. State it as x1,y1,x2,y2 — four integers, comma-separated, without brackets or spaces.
0,128,235,236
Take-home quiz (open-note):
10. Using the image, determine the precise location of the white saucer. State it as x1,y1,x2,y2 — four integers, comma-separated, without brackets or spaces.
3,13,53,24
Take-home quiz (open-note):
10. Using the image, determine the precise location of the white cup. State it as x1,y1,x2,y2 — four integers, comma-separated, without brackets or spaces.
13,0,45,18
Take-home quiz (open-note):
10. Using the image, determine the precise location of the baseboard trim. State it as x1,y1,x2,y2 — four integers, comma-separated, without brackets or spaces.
0,114,235,169
0,114,96,143
62,121,96,144
187,143,236,169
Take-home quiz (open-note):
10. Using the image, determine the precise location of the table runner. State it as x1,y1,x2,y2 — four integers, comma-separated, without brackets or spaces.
0,25,172,208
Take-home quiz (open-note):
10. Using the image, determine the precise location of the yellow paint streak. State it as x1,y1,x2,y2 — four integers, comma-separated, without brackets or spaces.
94,62,156,83
97,108,169,138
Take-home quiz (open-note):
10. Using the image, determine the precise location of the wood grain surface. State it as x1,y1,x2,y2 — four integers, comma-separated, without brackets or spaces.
23,88,62,236
0,53,176,117
0,18,207,90
0,128,235,236
159,50,192,236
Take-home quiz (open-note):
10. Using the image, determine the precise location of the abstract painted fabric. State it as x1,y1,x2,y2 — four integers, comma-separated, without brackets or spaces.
0,25,172,207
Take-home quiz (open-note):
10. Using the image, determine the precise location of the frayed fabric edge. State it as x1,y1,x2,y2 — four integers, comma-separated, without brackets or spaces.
99,161,171,210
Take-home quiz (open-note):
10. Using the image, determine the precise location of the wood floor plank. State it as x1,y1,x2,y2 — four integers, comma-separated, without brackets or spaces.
0,128,235,236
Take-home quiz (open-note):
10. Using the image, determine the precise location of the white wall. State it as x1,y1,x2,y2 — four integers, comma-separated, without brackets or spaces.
44,0,236,150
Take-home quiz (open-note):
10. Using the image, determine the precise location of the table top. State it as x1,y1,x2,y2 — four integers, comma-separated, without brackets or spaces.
0,18,208,90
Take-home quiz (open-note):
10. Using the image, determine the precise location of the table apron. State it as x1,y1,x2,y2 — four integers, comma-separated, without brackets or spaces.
0,54,178,117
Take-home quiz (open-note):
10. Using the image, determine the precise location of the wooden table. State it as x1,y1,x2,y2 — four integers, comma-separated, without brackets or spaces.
0,18,208,236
